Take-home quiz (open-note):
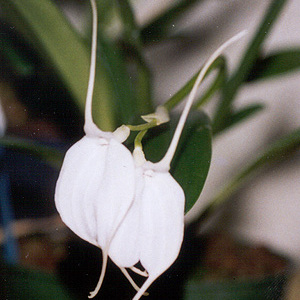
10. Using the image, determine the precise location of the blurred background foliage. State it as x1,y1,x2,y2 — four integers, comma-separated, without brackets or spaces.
0,0,300,299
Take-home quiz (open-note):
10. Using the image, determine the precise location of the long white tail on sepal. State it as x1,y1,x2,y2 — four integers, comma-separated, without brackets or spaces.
155,30,247,172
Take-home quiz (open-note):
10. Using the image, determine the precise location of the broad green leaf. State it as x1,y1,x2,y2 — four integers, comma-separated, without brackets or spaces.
246,49,300,82
172,111,212,213
143,110,212,213
140,0,203,44
213,0,288,133
214,103,265,135
2,0,116,131
142,123,171,163
194,127,300,225
0,136,63,170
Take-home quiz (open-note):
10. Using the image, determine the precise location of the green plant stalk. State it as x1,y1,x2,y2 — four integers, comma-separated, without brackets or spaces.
134,130,148,149
191,128,300,226
127,120,157,131
213,0,288,133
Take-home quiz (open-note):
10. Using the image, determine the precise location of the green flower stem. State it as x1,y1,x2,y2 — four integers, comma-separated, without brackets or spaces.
188,128,300,226
134,130,148,149
127,120,157,132
127,56,225,139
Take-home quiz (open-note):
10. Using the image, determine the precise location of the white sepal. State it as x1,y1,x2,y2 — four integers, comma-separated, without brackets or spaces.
55,135,136,298
55,136,107,246
132,170,185,300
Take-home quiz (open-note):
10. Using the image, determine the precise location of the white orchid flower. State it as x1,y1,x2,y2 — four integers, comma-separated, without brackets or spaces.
55,0,246,298
55,0,136,296
107,31,247,300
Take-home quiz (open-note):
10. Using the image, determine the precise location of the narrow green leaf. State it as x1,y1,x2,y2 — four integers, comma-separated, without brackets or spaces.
247,49,300,82
194,58,227,108
215,103,265,134
164,56,226,111
115,0,139,44
141,0,203,44
213,0,288,133
0,136,63,170
0,34,35,77
2,0,89,108
97,36,137,124
115,0,153,115
143,111,212,213
193,127,300,225
2,0,116,131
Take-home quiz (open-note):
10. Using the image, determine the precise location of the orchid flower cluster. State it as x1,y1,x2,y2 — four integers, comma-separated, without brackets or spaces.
55,0,245,299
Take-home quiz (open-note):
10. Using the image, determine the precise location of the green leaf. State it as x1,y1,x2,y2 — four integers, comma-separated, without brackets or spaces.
0,136,63,170
2,0,116,131
193,127,300,225
114,0,153,115
215,103,265,134
172,111,212,213
246,49,300,82
164,56,226,111
143,110,212,213
97,36,137,124
213,0,288,133
0,33,35,77
141,0,203,44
